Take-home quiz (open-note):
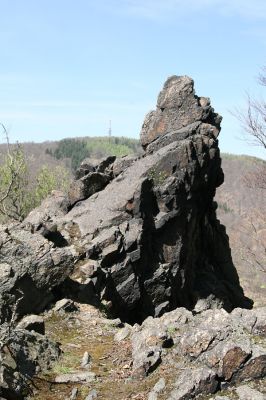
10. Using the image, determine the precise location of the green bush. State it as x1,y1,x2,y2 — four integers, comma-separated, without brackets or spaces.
0,142,71,223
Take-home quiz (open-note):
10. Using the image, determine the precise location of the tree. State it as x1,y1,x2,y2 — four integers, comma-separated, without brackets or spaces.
237,66,266,150
0,124,32,221
235,66,266,190
0,124,71,223
235,67,266,272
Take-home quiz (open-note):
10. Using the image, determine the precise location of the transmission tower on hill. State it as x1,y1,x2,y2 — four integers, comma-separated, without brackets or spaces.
108,120,112,138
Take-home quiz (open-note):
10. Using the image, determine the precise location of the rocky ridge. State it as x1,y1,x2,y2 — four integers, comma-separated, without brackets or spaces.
24,75,252,323
0,75,265,399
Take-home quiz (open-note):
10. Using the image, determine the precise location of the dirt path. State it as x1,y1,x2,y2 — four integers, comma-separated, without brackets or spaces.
30,304,170,400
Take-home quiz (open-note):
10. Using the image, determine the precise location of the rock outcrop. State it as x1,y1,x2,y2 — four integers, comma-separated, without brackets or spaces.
0,75,252,325
54,75,251,322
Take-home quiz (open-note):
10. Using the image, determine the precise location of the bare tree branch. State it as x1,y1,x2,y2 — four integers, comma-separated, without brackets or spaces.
234,65,266,151
258,66,266,87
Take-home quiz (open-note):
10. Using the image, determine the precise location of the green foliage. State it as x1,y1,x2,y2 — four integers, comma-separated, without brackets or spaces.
167,326,176,334
86,138,133,158
47,136,141,172
0,138,71,223
0,144,33,221
35,165,71,206
53,139,90,171
217,201,233,214
148,167,168,186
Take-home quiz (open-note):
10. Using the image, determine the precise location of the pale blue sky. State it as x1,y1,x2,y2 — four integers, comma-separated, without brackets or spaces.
0,0,265,158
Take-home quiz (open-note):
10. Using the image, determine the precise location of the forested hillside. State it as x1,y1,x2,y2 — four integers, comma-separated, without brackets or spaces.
46,136,142,171
215,154,266,306
0,136,142,171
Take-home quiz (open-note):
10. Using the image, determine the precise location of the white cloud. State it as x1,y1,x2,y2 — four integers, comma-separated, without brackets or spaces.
106,0,266,21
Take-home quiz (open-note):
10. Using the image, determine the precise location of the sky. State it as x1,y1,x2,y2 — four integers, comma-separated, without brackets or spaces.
0,0,265,158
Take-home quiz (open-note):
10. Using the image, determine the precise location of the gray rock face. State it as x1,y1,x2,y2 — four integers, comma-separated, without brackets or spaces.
24,190,70,229
68,172,111,207
0,224,74,322
54,75,251,322
140,75,221,149
113,155,138,177
0,324,60,399
130,306,266,398
68,156,116,207
168,367,218,400
236,385,266,400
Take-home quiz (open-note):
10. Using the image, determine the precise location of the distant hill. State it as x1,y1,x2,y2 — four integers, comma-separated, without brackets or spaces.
215,153,266,306
45,136,142,171
0,136,142,175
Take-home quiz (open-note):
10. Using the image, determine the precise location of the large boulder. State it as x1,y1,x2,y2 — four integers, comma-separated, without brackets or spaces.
24,189,70,229
0,223,74,322
68,156,116,207
0,323,60,399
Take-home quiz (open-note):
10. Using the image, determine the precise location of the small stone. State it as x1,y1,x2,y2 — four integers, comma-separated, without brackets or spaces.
103,318,124,328
53,299,78,313
114,324,132,342
16,315,45,335
85,389,98,400
153,377,166,393
55,371,95,383
0,263,13,279
148,392,158,400
81,351,91,368
70,387,78,400
66,343,81,349
68,171,110,206
148,378,166,400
